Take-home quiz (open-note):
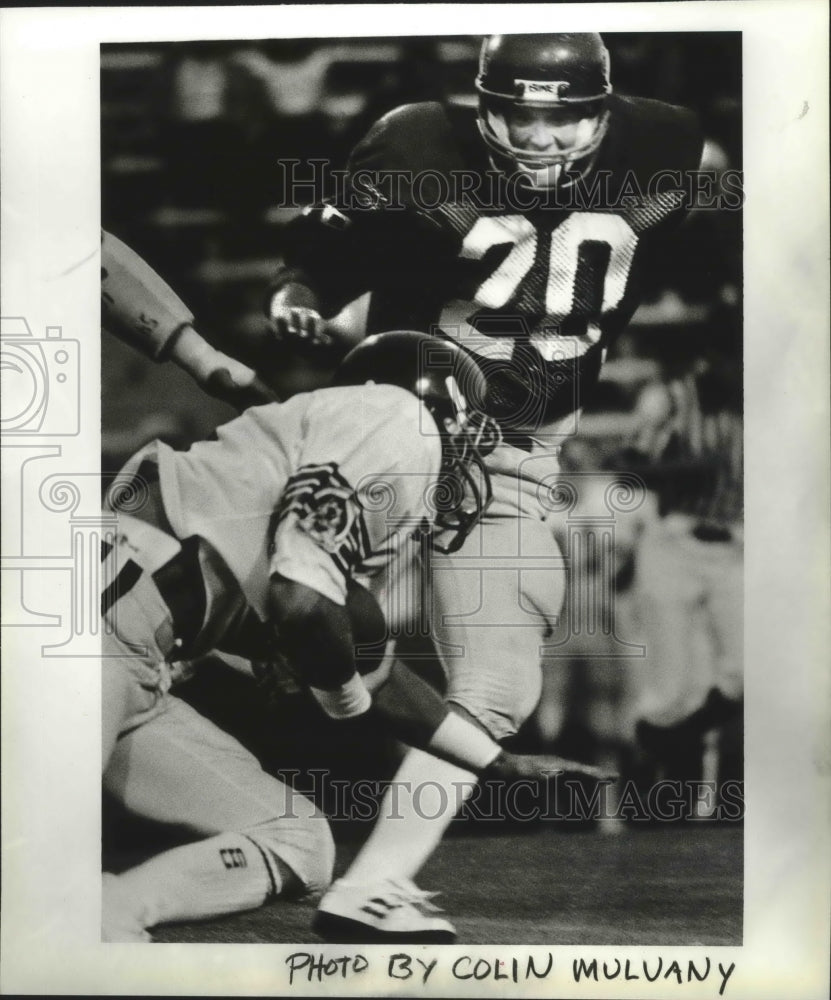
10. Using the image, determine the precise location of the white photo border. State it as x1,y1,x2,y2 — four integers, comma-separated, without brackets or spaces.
1,3,829,997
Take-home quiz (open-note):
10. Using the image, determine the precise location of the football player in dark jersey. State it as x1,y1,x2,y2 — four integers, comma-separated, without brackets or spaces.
265,33,706,943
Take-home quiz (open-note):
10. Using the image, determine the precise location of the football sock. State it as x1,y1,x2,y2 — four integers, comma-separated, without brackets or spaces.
103,832,284,936
339,747,477,884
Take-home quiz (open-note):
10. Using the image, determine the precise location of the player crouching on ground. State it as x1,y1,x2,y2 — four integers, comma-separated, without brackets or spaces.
101,331,600,942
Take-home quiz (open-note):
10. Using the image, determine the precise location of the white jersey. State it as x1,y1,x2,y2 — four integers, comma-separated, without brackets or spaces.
121,384,440,616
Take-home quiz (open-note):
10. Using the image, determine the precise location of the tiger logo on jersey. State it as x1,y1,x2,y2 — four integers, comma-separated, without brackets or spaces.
276,463,362,555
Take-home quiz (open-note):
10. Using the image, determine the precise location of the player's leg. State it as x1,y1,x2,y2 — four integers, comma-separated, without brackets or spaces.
681,540,743,801
102,652,141,769
102,695,334,940
316,514,564,941
633,520,710,728
705,541,744,703
436,514,565,737
101,525,178,769
347,514,564,865
313,549,477,942
632,521,733,799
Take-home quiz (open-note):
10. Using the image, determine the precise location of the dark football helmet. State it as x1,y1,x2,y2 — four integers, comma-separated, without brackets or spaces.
334,331,502,553
476,33,612,189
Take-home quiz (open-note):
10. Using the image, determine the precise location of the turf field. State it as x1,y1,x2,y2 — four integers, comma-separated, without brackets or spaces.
149,824,742,945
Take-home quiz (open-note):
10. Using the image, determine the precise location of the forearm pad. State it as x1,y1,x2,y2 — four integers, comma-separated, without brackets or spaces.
101,229,193,360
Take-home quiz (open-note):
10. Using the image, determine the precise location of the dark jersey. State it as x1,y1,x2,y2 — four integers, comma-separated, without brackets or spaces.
274,97,703,438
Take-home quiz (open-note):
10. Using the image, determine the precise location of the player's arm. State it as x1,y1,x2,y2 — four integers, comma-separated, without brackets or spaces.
350,654,616,781
102,229,278,411
265,115,386,342
267,574,611,782
266,572,450,733
265,201,396,349
266,569,478,746
268,573,373,717
266,111,452,347
377,661,616,782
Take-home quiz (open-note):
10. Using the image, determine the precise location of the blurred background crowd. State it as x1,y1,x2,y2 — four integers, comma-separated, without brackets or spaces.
101,34,743,826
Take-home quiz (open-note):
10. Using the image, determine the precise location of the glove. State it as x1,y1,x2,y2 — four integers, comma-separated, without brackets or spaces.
485,751,618,784
268,282,331,346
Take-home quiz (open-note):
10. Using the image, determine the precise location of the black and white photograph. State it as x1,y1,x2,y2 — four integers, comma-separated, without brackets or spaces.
1,5,828,998
98,27,746,947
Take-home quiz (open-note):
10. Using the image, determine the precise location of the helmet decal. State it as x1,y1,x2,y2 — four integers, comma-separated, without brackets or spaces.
513,79,574,102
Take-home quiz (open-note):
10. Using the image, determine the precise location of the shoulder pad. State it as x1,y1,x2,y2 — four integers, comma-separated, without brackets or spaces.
607,94,704,180
349,102,472,175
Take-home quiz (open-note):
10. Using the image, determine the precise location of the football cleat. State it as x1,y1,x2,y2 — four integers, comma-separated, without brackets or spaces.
312,877,457,944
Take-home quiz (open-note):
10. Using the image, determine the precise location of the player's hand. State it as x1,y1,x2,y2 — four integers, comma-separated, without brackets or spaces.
170,325,279,412
268,283,331,346
486,751,618,784
203,366,279,412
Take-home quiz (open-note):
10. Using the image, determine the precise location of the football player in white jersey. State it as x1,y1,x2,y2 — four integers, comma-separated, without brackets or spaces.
101,331,496,939
102,331,605,942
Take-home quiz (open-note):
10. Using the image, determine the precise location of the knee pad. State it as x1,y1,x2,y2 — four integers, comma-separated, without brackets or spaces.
244,806,335,898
